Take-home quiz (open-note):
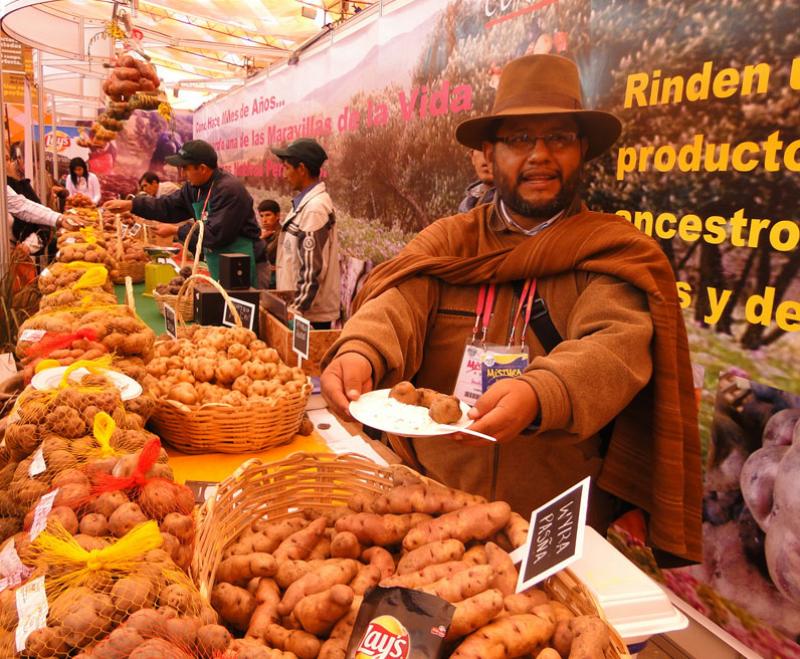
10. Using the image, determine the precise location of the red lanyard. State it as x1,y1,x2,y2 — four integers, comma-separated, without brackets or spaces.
196,182,214,220
508,279,536,346
471,283,497,343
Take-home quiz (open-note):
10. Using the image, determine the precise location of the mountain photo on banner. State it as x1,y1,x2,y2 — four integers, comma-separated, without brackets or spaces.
243,0,590,263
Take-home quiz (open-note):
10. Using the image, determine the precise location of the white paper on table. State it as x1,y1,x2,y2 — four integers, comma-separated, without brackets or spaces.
307,409,388,467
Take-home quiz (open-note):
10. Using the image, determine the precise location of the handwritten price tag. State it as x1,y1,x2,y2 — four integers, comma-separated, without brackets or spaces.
15,576,48,651
29,489,59,542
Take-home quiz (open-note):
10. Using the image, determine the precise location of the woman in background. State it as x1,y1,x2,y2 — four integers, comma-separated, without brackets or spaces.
65,157,102,205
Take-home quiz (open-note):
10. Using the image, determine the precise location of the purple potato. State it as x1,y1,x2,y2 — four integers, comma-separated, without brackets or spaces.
765,519,800,604
762,409,800,448
772,444,800,520
740,445,788,531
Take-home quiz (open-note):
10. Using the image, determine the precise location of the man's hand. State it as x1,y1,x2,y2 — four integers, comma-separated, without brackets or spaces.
456,378,540,445
103,199,133,213
153,223,179,238
56,214,79,230
321,353,374,420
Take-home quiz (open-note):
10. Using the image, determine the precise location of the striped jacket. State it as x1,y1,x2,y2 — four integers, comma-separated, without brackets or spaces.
276,182,340,322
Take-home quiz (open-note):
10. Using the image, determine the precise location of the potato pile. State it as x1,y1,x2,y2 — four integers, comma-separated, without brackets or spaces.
103,54,161,102
117,239,148,265
17,305,155,363
65,194,96,210
57,242,117,271
144,327,309,409
37,263,114,295
207,473,611,659
0,519,216,658
0,376,158,543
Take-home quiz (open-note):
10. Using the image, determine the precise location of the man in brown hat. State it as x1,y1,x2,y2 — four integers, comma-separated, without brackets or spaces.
321,54,702,562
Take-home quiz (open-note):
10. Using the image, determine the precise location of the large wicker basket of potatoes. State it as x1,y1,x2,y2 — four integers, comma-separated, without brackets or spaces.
145,326,311,454
193,452,629,658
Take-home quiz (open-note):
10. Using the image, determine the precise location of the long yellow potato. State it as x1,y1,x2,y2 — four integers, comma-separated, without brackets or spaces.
447,589,504,640
451,614,555,659
418,565,494,602
403,502,511,550
381,560,469,589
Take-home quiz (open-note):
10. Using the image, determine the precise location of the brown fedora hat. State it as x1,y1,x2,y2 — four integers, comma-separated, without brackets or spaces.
456,54,622,160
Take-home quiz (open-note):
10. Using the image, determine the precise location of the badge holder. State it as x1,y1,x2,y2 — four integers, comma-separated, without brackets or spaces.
453,284,495,405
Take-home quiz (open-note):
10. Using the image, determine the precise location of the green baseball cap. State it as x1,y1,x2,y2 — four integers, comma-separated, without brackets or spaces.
166,140,218,168
270,138,328,169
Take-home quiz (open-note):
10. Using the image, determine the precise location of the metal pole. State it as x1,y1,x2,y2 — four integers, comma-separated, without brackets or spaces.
36,50,47,200
0,45,10,270
50,93,58,182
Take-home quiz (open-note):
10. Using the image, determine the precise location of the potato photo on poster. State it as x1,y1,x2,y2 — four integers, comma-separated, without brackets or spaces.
666,372,800,658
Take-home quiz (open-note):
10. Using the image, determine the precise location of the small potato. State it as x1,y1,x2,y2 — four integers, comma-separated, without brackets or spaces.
160,513,194,542
164,616,199,648
125,608,168,640
129,638,193,659
79,513,109,537
88,491,130,519
158,584,197,615
108,502,147,537
96,627,145,658
111,577,153,614
196,624,232,656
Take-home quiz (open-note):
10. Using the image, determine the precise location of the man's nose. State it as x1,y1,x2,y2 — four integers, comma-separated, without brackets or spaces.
525,138,554,164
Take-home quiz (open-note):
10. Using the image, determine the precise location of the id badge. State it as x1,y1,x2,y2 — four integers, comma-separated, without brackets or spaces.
453,342,488,405
481,345,529,391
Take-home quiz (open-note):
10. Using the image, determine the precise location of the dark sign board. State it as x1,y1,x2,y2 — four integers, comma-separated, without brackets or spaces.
293,315,311,360
184,480,219,505
163,303,177,339
515,477,590,592
223,296,257,332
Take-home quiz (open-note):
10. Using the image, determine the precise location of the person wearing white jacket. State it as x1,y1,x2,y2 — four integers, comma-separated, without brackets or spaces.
6,185,67,256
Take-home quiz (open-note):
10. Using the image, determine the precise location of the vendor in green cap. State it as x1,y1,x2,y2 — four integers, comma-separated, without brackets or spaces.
104,140,262,285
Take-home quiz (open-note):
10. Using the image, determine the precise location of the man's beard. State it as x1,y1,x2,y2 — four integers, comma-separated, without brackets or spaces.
495,165,583,220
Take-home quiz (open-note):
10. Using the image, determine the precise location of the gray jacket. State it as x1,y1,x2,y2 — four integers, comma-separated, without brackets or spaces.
276,182,340,322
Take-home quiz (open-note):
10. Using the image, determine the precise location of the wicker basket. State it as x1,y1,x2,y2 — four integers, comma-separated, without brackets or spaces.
193,453,630,658
112,260,145,284
153,221,204,321
149,275,311,454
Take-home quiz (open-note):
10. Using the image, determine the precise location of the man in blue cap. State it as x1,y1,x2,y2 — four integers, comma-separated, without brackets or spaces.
105,139,262,285
271,138,341,328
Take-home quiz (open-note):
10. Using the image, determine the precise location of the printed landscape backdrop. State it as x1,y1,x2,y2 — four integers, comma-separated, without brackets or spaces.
193,0,800,654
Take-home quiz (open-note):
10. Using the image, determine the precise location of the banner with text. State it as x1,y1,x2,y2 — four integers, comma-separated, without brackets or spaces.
195,2,800,654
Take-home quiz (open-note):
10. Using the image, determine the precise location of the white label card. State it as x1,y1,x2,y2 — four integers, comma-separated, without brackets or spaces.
29,489,59,542
453,343,488,404
15,575,48,651
19,329,46,344
28,447,46,477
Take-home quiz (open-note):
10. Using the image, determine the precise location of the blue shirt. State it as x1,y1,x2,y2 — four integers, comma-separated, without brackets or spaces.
292,182,318,210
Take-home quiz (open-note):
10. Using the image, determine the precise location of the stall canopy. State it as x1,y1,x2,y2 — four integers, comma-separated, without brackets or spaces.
1,0,370,112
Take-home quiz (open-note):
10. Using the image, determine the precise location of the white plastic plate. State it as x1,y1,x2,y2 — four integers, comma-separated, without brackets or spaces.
349,388,471,438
